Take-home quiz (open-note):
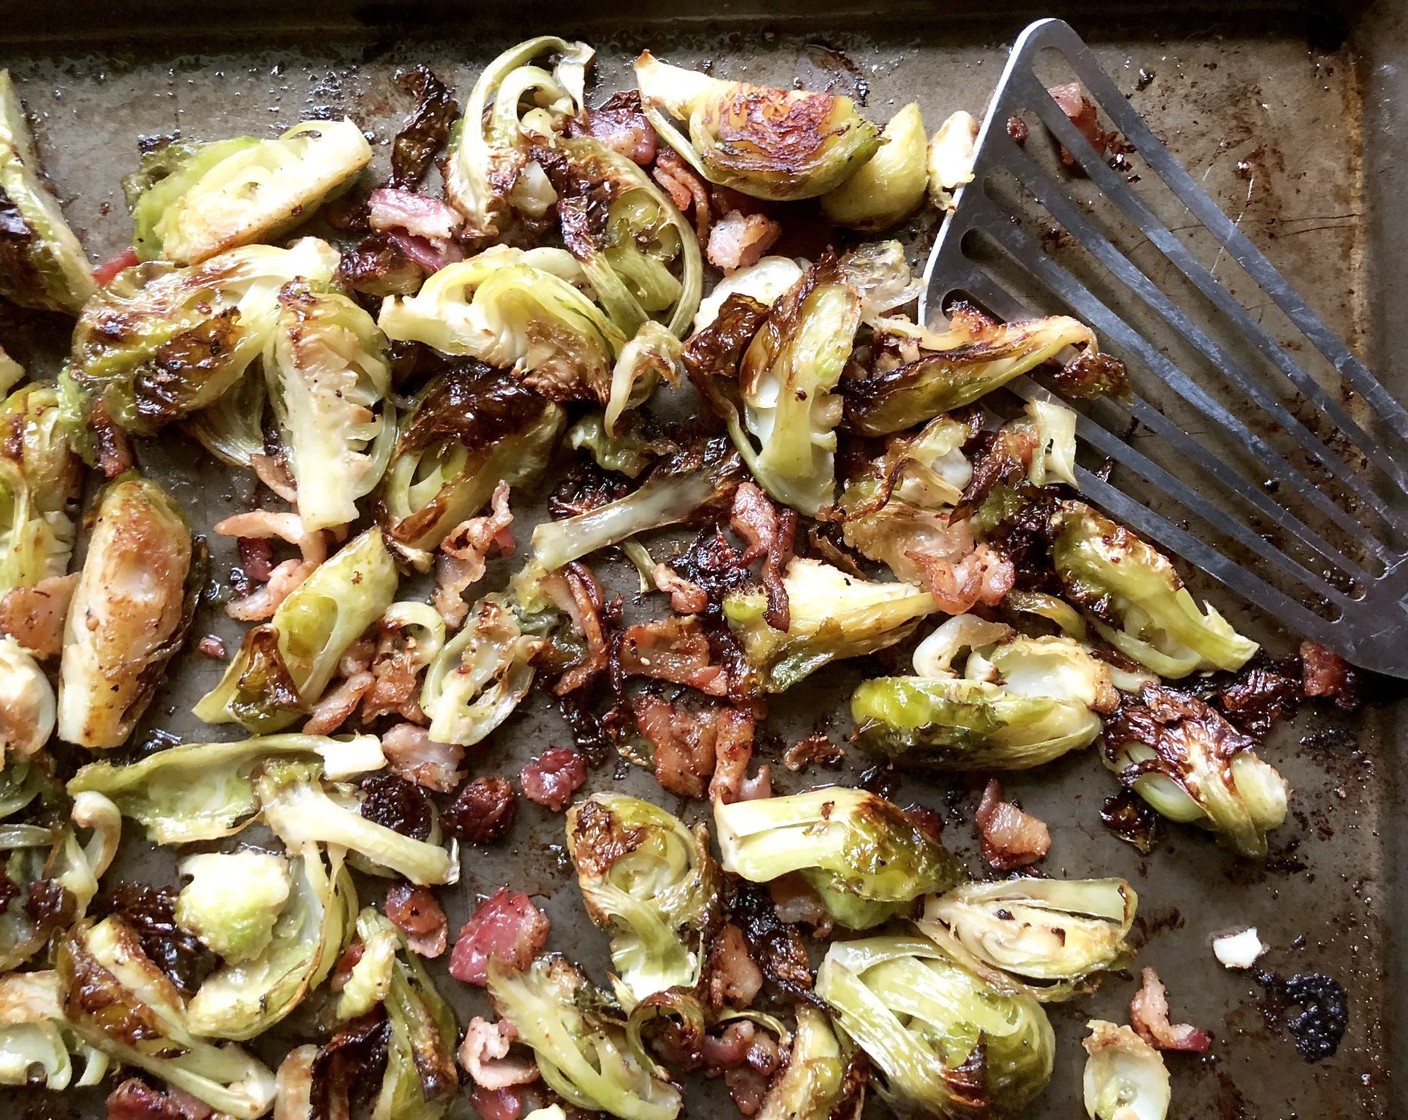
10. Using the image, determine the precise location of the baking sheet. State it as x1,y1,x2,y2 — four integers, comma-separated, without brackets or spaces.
1,2,1403,1116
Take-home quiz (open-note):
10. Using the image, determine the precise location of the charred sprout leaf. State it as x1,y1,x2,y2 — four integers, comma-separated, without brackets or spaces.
185,848,353,1041
57,474,195,749
917,878,1137,1002
57,917,278,1118
68,238,339,437
566,794,717,1006
1053,501,1258,677
0,636,54,762
836,240,924,324
390,66,459,189
175,851,291,964
195,528,398,732
67,733,385,844
1082,1020,1170,1120
755,1005,854,1120
0,70,96,313
0,382,82,599
383,362,564,557
723,558,938,692
821,103,928,230
254,759,457,886
715,787,962,929
634,53,880,201
444,36,593,238
694,256,803,333
128,119,372,265
845,312,1110,436
265,280,395,532
1103,685,1288,859
378,245,626,404
489,955,682,1120
815,935,1054,1118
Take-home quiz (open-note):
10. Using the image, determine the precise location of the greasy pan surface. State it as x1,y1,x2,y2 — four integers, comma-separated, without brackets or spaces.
2,1,1405,1116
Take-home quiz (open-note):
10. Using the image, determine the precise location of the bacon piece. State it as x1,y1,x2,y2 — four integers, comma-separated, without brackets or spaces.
1300,641,1359,709
707,210,782,273
368,187,464,241
706,923,765,1011
449,889,550,986
106,1079,213,1120
547,563,614,695
730,482,798,631
197,634,228,660
769,876,835,937
782,732,843,772
238,536,276,583
434,481,515,628
632,696,758,800
619,616,728,696
380,723,463,793
389,232,464,273
907,543,1015,615
301,670,374,736
1130,967,1212,1052
1047,82,1110,168
0,572,78,658
519,747,587,811
459,1017,539,1091
94,247,140,287
702,1021,783,1116
363,614,434,724
709,708,767,804
653,149,711,242
652,562,708,614
386,883,448,958
445,776,518,843
570,90,659,166
215,511,327,622
250,453,298,504
975,779,1050,870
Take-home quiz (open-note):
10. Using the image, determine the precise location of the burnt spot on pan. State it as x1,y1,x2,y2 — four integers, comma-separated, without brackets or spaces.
1254,969,1349,1062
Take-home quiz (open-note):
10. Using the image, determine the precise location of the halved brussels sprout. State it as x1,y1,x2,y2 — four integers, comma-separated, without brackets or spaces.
195,528,398,732
378,245,627,404
1053,501,1258,677
917,878,1137,1002
715,787,962,929
0,635,54,762
382,362,563,558
821,103,928,230
489,955,682,1120
128,119,372,265
0,382,82,599
723,558,938,692
57,917,278,1119
815,935,1054,1118
1082,1020,1170,1120
755,1005,855,1120
176,850,292,964
444,36,592,238
57,474,197,749
634,54,880,201
68,238,339,437
265,280,394,532
0,970,109,1090
0,70,96,313
566,794,717,1006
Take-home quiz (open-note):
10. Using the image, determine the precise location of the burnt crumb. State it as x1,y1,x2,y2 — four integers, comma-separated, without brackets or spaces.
103,883,217,997
1136,67,1156,92
1100,790,1159,854
1300,726,1357,754
1006,115,1029,144
548,458,632,519
444,777,517,844
358,773,432,840
1254,970,1348,1062
23,879,74,927
556,691,626,766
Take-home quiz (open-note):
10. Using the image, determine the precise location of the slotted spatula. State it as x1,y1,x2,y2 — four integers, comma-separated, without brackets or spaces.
921,17,1408,678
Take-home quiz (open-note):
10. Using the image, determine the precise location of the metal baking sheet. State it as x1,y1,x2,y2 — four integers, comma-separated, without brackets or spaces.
2,1,1404,1116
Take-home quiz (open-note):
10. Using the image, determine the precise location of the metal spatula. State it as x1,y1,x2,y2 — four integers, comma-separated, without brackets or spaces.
921,17,1408,678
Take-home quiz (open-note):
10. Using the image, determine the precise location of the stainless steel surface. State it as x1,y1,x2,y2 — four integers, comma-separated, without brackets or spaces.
1,4,1403,1118
923,17,1408,677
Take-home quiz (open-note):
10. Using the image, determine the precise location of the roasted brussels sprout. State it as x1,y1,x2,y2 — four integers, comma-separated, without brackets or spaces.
694,256,804,332
265,280,394,532
0,970,108,1090
0,636,53,762
444,36,592,238
815,935,1054,1118
489,955,683,1120
57,474,198,749
0,382,83,598
378,245,627,404
1053,501,1258,677
917,877,1137,1002
634,54,880,201
755,1005,856,1120
57,917,278,1118
1103,685,1288,858
194,527,398,732
1082,1020,1170,1120
67,732,384,844
723,558,938,692
0,70,96,313
821,103,928,230
126,119,371,264
175,850,292,964
336,906,400,1021
566,794,717,1005
68,238,339,437
715,787,962,929
382,362,564,557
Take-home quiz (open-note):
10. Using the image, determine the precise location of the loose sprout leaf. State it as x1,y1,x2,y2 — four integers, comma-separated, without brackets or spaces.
821,102,929,231
1082,1020,1171,1120
0,344,23,395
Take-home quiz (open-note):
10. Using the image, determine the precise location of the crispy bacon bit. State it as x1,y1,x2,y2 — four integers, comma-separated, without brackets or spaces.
975,779,1050,870
106,1078,213,1120
652,562,709,614
0,572,78,658
907,543,1015,615
1047,82,1110,168
385,883,448,958
368,187,464,241
653,149,711,242
1219,663,1301,738
702,1021,783,1116
768,876,834,937
632,696,758,801
459,1017,538,1091
730,481,798,631
449,888,550,986
519,747,588,811
548,563,616,695
389,232,464,273
250,453,298,504
1300,641,1359,709
238,536,276,583
619,616,728,696
196,634,228,660
1130,967,1211,1052
92,400,134,480
570,90,658,166
301,670,374,736
445,776,518,843
216,511,327,622
713,710,771,803
381,723,464,793
706,922,765,1011
1006,115,1030,144
434,481,515,628
783,732,844,772
707,210,782,273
